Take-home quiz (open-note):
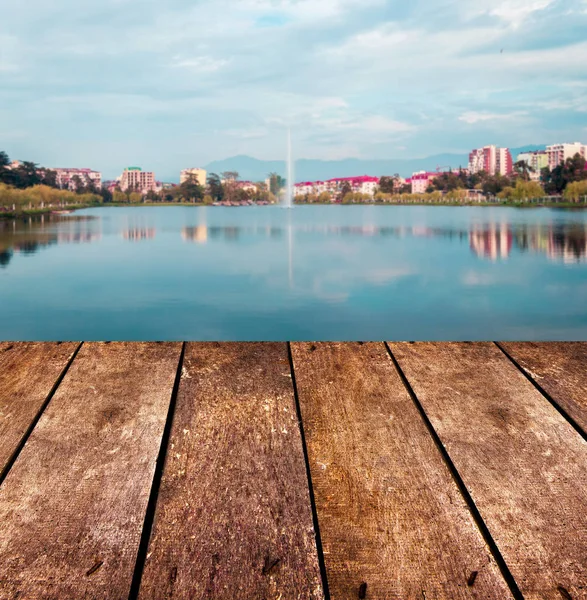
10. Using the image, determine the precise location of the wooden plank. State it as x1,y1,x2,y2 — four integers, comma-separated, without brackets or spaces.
0,342,79,478
137,343,324,600
500,342,587,434
291,342,513,600
0,342,181,600
389,342,587,600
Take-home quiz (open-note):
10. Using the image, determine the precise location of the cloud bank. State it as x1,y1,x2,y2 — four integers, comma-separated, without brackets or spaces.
1,0,585,179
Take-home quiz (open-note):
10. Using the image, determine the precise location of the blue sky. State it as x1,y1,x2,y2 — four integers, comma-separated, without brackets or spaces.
1,0,586,179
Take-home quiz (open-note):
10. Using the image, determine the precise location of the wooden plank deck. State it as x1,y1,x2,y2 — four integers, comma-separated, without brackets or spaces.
0,342,585,600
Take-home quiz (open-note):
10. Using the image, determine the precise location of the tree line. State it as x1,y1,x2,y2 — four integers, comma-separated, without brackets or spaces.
423,154,587,199
113,171,281,205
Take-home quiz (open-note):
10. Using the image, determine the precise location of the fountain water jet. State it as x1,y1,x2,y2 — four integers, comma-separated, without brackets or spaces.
284,128,294,209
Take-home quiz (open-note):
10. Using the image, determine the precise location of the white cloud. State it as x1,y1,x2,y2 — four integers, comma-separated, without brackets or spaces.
489,0,556,28
458,111,528,124
171,55,230,73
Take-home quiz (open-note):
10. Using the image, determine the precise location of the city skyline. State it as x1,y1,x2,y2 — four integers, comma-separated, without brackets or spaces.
1,0,586,179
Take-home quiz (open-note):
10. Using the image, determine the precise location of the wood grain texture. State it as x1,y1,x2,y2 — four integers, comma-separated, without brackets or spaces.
500,342,587,434
0,342,79,476
291,342,513,600
137,343,324,600
389,342,587,600
0,342,181,600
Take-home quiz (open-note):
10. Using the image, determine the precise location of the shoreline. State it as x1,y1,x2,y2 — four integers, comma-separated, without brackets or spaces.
0,202,101,220
2,200,587,218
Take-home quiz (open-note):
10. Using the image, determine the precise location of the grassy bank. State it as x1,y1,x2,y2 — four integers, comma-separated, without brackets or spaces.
0,183,102,219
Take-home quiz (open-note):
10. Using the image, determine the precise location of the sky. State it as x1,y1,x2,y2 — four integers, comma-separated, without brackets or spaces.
1,0,586,179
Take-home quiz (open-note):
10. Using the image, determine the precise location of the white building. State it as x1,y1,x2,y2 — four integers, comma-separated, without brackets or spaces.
294,176,379,198
180,168,207,186
120,167,156,193
547,143,587,170
53,168,102,191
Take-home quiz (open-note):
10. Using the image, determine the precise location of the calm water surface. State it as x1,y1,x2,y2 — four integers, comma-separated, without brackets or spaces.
1,205,587,340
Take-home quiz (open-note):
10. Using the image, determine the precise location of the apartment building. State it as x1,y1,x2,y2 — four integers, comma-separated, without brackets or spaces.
120,167,156,193
516,151,548,179
411,172,440,194
547,142,587,170
180,168,207,186
53,168,102,191
468,146,512,176
294,176,379,197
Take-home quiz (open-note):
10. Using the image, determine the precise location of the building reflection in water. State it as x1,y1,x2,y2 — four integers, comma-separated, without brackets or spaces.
1,215,587,269
0,214,101,268
122,228,156,241
181,222,587,264
469,222,587,263
182,226,208,244
469,223,513,261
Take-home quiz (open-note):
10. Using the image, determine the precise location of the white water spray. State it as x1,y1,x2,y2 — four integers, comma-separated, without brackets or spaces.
284,128,294,209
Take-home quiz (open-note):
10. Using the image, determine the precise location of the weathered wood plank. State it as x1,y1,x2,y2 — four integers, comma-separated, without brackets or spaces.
291,342,513,600
137,343,324,600
500,342,587,434
389,342,587,600
0,342,181,600
0,342,79,479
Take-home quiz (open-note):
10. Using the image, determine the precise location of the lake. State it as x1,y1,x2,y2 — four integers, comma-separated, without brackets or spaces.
1,205,587,340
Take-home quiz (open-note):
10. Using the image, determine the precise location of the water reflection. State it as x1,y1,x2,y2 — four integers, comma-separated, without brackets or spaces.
0,215,100,268
2,214,587,270
181,223,587,263
182,226,208,244
122,228,156,241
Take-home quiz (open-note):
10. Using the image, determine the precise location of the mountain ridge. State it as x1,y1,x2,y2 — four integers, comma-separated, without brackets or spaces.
198,146,546,182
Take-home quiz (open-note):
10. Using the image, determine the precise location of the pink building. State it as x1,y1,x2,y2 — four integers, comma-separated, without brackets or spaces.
468,146,512,176
411,172,441,194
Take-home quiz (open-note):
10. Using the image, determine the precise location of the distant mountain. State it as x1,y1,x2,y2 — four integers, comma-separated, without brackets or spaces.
204,146,547,182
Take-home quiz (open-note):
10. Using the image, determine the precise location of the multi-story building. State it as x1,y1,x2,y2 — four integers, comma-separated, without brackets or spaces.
411,171,441,194
294,176,379,198
516,151,548,179
237,181,259,193
546,142,587,170
468,146,512,176
180,168,207,186
120,167,156,193
53,168,102,191
496,147,513,176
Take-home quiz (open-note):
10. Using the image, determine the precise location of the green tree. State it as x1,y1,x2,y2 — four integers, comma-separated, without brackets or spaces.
482,174,512,196
13,161,42,189
113,190,128,203
41,169,58,188
268,172,285,195
543,153,587,194
221,171,240,203
207,173,224,201
564,180,587,202
179,176,204,203
378,175,400,194
71,175,84,193
100,188,113,203
513,160,533,181
339,181,352,202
